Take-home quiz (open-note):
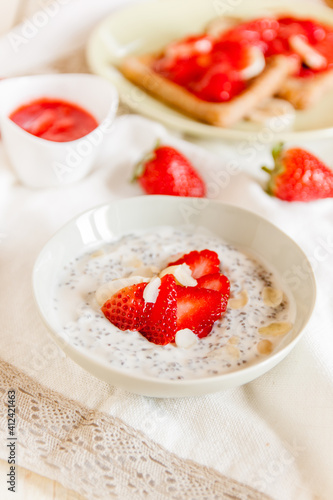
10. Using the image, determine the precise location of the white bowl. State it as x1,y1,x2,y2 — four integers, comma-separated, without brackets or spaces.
32,196,316,397
0,73,118,188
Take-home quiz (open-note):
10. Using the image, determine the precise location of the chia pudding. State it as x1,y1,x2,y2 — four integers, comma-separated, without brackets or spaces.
52,225,295,381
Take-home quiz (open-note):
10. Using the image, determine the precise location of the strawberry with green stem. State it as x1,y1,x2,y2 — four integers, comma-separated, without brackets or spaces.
262,143,333,202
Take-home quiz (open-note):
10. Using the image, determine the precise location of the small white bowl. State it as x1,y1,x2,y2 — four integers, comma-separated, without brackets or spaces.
32,197,316,398
0,73,118,188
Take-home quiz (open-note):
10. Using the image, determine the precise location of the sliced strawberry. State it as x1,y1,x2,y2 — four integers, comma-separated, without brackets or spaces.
197,272,230,292
176,285,222,338
140,274,177,345
197,273,230,312
168,249,220,279
101,282,148,331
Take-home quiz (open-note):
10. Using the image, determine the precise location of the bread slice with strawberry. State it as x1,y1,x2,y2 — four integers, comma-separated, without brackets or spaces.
119,13,333,127
120,52,296,127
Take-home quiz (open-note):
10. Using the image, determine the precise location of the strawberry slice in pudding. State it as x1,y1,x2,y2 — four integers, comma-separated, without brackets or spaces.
101,249,231,346
175,285,223,338
140,274,178,346
168,249,220,279
101,282,148,332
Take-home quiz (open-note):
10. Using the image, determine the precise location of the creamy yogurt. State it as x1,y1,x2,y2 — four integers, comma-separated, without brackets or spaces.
53,226,295,381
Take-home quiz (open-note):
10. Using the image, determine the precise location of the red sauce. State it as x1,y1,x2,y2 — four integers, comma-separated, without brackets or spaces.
9,98,98,142
152,16,333,103
152,36,248,102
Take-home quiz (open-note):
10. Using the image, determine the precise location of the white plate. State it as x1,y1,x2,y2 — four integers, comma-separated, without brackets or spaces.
32,196,316,397
86,0,333,142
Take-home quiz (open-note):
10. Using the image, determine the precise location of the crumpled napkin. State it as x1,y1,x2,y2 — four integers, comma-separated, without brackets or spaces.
0,0,141,77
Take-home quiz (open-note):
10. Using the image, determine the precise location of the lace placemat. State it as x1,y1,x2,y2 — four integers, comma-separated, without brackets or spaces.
0,360,272,500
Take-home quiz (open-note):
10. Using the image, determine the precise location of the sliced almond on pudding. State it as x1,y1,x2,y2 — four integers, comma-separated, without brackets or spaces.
225,345,241,359
143,276,161,304
129,265,159,278
175,329,198,348
258,321,292,337
208,344,240,360
159,263,197,287
122,255,143,267
262,287,284,307
257,339,273,355
228,289,248,309
228,336,240,345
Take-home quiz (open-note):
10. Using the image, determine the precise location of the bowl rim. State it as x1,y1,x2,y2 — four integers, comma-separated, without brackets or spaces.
32,196,317,394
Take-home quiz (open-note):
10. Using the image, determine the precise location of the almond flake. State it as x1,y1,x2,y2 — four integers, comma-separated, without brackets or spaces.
228,290,248,309
175,329,198,349
143,276,161,304
207,345,240,360
129,265,159,278
258,322,292,337
159,264,197,287
228,336,240,345
262,287,283,307
257,339,273,355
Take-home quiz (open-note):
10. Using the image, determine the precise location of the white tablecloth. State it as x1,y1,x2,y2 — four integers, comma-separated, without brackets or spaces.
0,1,332,499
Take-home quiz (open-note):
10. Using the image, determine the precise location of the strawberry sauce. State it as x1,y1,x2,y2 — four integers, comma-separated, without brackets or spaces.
152,36,248,102
10,98,98,142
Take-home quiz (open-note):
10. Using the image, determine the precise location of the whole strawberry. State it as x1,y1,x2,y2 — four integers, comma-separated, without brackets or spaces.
133,143,206,197
263,143,333,202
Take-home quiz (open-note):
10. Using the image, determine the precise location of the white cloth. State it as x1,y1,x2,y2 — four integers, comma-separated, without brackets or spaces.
0,1,333,500
0,0,140,77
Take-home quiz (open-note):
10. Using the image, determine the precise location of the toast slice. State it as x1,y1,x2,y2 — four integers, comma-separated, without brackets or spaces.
277,71,333,109
119,54,297,127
